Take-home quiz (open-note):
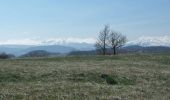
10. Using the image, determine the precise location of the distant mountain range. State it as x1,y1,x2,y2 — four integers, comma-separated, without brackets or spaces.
121,45,170,54
0,43,95,56
122,36,170,54
126,36,170,47
0,36,170,56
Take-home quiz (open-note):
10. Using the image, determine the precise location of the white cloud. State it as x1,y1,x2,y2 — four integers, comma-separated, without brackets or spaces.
0,39,42,45
1,36,170,47
0,37,96,45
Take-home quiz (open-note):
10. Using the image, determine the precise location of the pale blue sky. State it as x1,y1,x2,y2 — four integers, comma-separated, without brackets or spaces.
0,0,170,41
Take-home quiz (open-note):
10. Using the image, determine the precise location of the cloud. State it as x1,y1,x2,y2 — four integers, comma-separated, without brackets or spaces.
0,39,41,45
1,36,170,47
0,37,96,45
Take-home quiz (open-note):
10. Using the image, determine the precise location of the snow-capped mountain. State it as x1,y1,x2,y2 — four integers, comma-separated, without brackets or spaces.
1,36,170,56
126,36,170,47
0,38,96,56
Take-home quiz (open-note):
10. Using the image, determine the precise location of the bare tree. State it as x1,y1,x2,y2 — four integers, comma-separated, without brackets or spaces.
109,31,127,55
95,25,110,55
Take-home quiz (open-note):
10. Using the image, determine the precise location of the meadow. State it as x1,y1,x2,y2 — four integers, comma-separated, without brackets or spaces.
0,54,170,100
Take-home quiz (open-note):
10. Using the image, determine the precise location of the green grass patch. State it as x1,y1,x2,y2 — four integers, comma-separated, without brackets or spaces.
0,54,169,100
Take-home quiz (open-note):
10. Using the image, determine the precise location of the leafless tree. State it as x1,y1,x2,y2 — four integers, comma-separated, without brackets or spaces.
95,25,110,55
109,31,127,55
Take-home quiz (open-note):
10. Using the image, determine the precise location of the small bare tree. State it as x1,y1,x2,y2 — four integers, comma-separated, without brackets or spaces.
95,25,110,55
109,31,127,55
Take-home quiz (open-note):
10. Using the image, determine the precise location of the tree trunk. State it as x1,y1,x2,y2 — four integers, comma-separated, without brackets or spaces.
113,46,116,55
103,48,106,55
103,38,106,55
102,49,105,55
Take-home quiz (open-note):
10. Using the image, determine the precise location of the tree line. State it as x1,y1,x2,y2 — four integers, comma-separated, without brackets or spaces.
95,25,127,55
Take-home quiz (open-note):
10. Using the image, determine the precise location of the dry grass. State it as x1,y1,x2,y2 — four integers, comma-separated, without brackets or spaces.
0,54,170,100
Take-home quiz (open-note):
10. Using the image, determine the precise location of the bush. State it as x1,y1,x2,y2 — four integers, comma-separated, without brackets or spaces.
0,52,15,59
101,74,118,85
21,50,50,57
101,74,135,85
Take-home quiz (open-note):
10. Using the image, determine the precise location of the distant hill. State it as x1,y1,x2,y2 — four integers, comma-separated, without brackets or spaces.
62,43,95,51
20,50,60,57
0,41,170,57
120,45,170,54
0,45,34,56
19,45,76,56
0,44,93,56
0,45,76,56
68,46,170,55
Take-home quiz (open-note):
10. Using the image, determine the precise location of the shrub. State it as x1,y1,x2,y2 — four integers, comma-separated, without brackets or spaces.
0,52,15,59
101,74,118,85
101,74,135,85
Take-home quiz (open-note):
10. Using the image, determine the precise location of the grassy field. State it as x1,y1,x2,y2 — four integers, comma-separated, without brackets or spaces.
0,54,170,100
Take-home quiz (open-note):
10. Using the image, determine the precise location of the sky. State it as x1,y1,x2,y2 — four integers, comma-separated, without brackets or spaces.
0,0,170,42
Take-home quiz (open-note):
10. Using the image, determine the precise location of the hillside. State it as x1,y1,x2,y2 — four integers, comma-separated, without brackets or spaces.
0,54,169,100
121,45,170,54
1,36,170,56
20,50,61,57
0,43,93,56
